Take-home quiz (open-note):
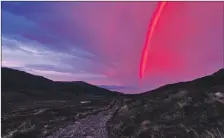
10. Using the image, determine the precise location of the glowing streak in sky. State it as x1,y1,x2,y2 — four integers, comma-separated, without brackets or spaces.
139,1,167,79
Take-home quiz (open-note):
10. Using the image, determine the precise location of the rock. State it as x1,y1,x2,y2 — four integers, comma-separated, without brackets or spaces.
86,136,94,138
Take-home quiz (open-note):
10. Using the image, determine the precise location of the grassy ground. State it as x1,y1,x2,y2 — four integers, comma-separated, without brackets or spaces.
108,86,224,138
2,96,115,138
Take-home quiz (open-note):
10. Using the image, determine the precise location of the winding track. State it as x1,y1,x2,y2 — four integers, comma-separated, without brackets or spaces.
46,100,120,138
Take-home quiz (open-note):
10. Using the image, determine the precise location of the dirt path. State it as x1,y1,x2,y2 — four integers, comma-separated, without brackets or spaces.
46,101,119,138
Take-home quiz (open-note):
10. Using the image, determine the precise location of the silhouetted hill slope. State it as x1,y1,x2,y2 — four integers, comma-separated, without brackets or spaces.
54,81,120,96
2,67,55,91
138,68,224,97
2,67,121,97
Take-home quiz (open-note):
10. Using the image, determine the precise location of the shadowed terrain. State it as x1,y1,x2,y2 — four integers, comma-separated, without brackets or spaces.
108,69,224,138
2,67,224,138
2,67,122,138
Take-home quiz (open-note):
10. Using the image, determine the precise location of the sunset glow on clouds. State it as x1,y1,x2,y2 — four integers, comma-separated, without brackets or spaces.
2,2,224,93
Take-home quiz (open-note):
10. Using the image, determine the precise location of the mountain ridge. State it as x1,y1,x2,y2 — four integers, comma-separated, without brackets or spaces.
1,67,122,102
140,68,224,95
2,67,224,95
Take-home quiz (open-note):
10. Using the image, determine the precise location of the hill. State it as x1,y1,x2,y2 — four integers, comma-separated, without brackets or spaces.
1,67,121,110
2,67,120,96
108,68,224,138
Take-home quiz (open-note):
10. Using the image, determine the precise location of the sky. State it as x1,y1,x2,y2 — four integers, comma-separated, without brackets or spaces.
2,2,224,93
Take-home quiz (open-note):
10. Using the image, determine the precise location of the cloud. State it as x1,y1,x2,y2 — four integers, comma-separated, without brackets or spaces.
2,36,109,82
30,69,106,81
2,11,38,35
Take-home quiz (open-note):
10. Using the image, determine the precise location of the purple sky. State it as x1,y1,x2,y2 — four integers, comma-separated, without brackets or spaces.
2,2,224,93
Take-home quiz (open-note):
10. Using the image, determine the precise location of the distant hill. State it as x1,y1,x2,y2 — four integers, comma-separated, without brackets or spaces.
1,67,121,104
